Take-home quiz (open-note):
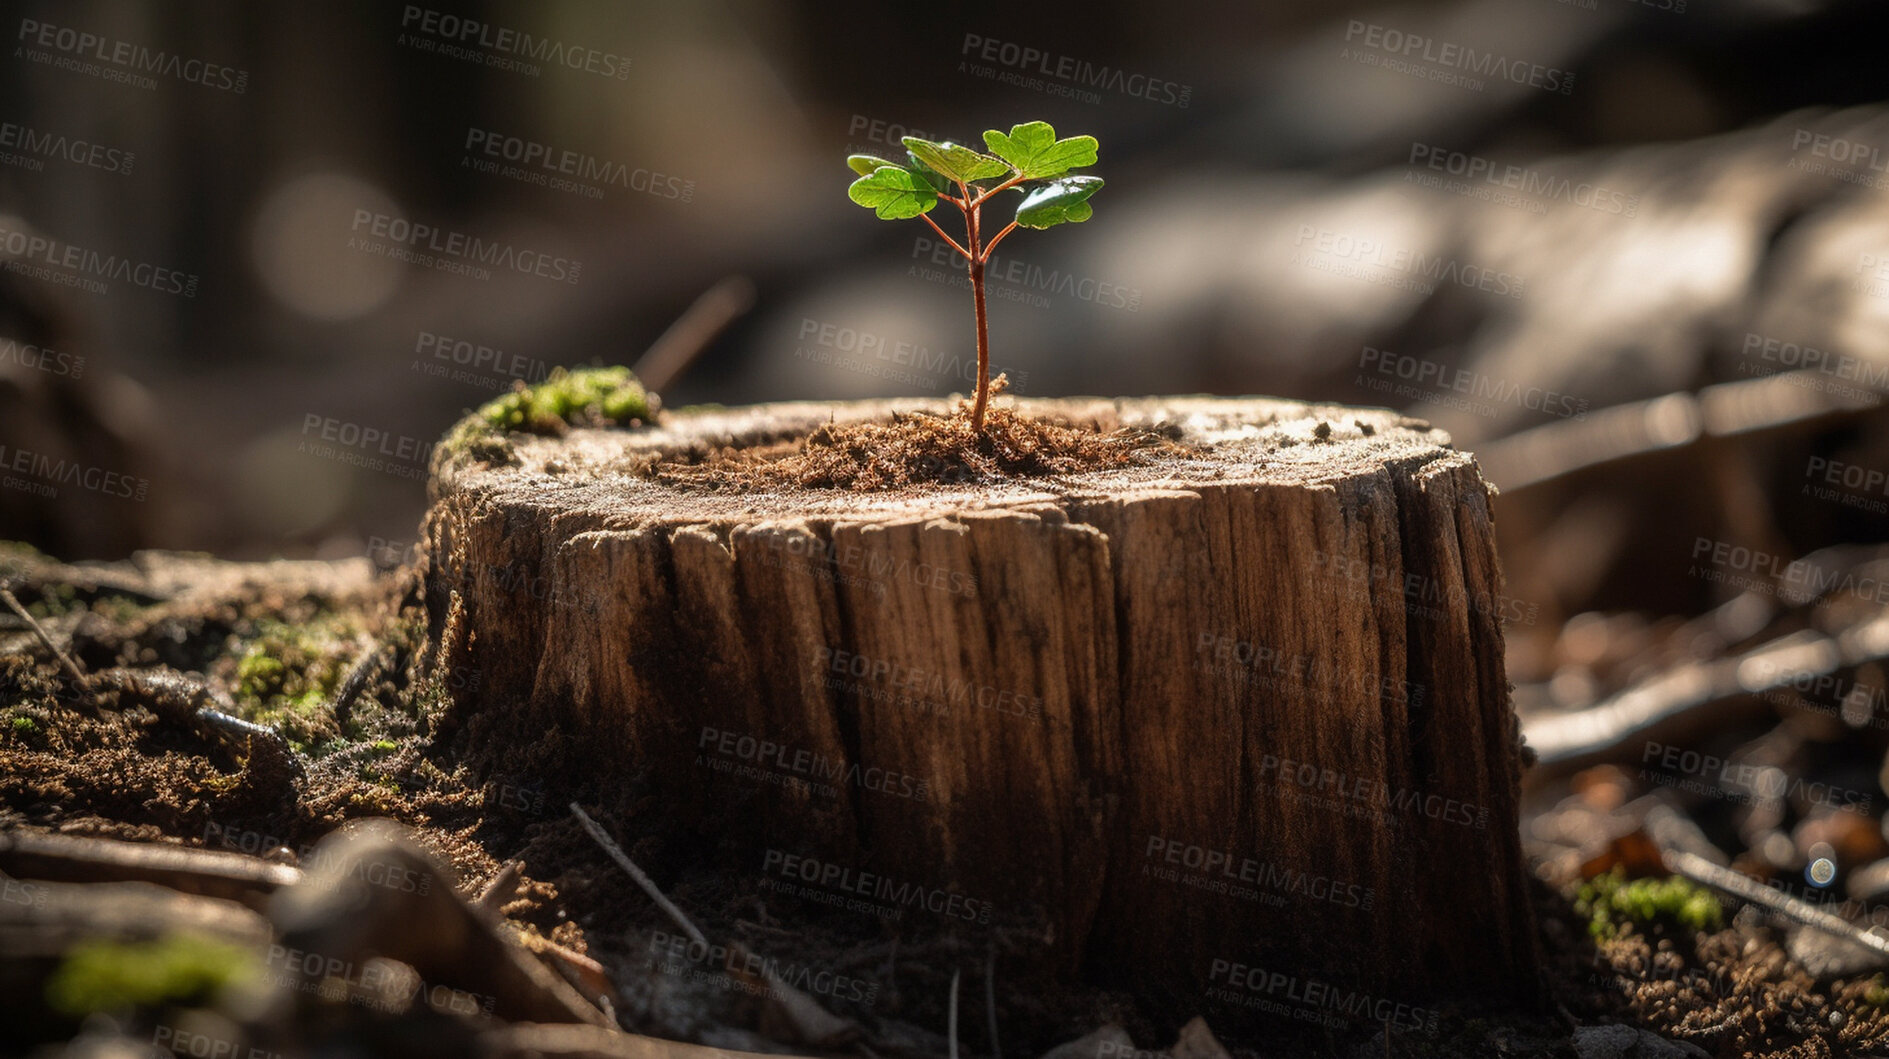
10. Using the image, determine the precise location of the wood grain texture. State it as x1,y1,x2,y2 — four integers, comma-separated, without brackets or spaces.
419,396,1539,1021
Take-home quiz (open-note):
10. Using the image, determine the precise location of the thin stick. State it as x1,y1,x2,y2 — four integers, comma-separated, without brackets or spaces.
984,945,1001,1059
1524,608,1889,769
1668,849,1889,959
1,587,86,686
947,967,961,1059
569,802,708,949
631,275,757,394
1482,368,1879,493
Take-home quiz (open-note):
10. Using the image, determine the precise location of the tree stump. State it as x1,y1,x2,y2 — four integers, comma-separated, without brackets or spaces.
419,395,1538,1025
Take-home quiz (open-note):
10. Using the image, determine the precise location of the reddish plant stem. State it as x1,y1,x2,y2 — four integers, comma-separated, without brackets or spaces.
981,220,1020,260
918,211,970,259
970,173,1027,208
963,182,991,432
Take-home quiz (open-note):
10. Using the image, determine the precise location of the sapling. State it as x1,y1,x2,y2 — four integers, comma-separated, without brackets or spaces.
846,121,1103,432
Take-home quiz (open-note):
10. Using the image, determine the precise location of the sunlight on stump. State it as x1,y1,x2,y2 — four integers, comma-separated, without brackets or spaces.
418,395,1538,1024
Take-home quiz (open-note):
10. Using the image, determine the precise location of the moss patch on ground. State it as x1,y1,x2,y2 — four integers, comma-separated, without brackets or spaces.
1575,869,1724,940
223,613,361,755
46,933,256,1017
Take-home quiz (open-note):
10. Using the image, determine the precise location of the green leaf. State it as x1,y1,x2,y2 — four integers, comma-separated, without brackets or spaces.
982,121,1098,179
847,153,901,176
1014,175,1103,229
848,166,941,220
906,151,952,193
902,136,1009,183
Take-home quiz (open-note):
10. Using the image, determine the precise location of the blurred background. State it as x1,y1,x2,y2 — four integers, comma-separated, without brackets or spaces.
4,0,1889,611
20,0,1889,1042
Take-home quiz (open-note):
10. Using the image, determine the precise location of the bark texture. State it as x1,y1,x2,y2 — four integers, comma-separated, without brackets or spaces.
420,396,1538,1020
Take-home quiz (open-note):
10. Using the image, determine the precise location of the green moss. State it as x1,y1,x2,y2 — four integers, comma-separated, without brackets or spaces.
440,366,659,466
0,540,45,584
226,615,358,754
92,595,148,624
9,713,37,737
479,365,655,433
23,582,81,619
1575,869,1724,940
45,933,254,1016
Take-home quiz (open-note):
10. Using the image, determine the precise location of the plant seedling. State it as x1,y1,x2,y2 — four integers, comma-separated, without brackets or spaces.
847,120,1103,432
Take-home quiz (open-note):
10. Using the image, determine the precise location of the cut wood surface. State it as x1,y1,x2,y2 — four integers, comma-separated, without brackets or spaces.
419,395,1537,1021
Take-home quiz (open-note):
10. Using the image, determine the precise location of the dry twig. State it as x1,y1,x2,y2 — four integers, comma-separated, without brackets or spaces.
1,586,87,686
569,802,708,949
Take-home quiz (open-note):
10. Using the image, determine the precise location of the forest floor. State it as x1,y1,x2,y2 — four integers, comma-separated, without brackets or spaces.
2,541,1881,1059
